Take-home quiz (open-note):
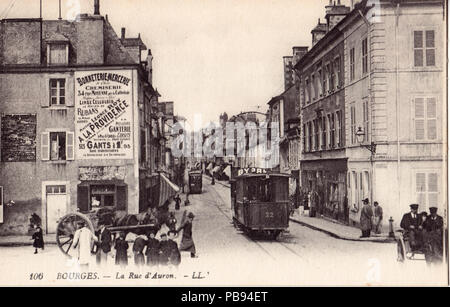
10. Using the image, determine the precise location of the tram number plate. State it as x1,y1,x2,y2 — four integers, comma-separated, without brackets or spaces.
265,211,274,218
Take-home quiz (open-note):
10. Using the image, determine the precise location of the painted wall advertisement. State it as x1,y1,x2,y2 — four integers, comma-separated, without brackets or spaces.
75,70,133,159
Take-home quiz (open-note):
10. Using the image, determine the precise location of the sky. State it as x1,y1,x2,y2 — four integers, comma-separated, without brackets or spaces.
0,0,353,127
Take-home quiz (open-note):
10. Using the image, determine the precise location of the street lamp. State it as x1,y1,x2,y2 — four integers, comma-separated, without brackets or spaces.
355,127,376,154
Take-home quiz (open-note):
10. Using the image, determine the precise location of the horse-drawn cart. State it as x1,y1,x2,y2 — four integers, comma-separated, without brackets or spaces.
56,209,161,257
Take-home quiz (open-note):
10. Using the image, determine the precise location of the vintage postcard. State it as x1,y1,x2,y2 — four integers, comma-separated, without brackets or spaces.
0,0,448,288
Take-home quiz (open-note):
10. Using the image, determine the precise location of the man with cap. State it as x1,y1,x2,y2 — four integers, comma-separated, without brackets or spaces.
422,207,444,264
400,204,422,251
360,198,373,238
177,212,197,258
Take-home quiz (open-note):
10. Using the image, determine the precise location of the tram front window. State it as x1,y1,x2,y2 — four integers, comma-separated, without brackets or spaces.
244,177,274,202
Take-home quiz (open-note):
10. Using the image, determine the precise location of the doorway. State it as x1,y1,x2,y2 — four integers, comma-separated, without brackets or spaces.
46,185,67,234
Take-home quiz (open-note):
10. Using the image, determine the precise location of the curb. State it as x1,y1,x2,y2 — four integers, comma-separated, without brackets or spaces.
289,218,396,244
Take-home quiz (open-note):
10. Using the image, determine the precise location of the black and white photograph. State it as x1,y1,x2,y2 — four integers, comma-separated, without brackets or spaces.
0,0,448,287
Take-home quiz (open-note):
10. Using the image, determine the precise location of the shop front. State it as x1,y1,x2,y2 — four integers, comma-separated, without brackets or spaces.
300,159,348,223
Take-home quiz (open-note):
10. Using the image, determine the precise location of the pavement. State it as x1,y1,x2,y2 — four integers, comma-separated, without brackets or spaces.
202,175,396,244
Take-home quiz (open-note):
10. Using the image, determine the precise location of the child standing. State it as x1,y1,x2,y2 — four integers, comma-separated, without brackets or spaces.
145,231,160,267
114,232,129,268
132,234,147,267
32,226,44,254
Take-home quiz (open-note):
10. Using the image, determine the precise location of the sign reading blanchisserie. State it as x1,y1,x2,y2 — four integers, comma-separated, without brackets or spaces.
75,70,133,160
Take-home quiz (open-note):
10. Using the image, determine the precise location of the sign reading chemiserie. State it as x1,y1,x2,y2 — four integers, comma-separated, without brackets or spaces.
75,70,134,160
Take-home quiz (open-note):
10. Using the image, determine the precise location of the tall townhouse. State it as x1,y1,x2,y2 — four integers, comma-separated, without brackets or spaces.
344,0,446,228
0,4,163,235
295,1,350,223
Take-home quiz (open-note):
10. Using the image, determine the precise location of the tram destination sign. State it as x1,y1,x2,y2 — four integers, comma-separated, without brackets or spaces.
75,70,134,160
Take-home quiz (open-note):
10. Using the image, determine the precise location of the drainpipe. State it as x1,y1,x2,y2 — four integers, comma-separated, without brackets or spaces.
358,9,373,204
395,3,401,211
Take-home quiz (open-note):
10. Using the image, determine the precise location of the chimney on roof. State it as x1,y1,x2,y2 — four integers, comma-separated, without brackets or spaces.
121,27,126,39
94,0,100,15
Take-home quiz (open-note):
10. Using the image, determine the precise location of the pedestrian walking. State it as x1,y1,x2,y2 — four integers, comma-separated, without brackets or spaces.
168,230,181,268
185,193,191,206
309,190,318,217
32,226,44,254
133,234,147,267
177,211,197,258
95,222,112,266
174,194,181,211
145,231,160,267
114,232,129,268
72,221,97,269
372,201,383,234
359,198,373,238
158,233,171,266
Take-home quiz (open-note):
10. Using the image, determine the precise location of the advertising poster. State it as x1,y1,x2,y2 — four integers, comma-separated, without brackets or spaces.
75,70,133,160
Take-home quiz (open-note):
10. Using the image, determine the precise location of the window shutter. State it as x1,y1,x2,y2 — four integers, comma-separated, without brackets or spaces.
66,78,74,107
41,132,50,160
41,79,50,107
77,185,89,213
426,98,437,140
416,172,426,207
66,132,74,160
414,98,425,140
428,173,438,207
426,30,435,66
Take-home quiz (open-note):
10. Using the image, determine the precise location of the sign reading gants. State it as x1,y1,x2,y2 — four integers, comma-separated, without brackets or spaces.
75,70,133,160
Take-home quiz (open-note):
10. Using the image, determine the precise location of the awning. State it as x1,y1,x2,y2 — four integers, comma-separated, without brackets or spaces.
223,165,231,178
158,173,180,207
206,163,213,170
212,166,221,173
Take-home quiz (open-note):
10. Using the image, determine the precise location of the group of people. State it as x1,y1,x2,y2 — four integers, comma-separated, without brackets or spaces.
398,204,444,264
70,210,197,269
359,198,384,238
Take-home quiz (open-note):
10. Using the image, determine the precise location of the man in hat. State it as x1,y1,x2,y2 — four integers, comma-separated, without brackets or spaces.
422,207,444,264
145,230,160,267
400,204,422,251
372,201,383,234
95,221,112,267
177,212,197,258
360,198,373,238
158,233,171,266
72,221,97,269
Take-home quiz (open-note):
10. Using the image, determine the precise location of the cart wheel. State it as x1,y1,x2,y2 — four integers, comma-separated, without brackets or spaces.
56,212,94,257
397,239,405,262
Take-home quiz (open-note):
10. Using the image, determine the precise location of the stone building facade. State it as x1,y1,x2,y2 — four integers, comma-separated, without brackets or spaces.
0,8,163,234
